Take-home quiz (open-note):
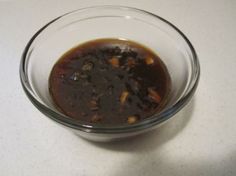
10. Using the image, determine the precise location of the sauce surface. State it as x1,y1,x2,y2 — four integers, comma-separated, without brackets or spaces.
49,39,171,125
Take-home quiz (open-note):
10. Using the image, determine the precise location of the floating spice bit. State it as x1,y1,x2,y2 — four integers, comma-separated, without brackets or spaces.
127,116,138,124
90,114,102,123
89,100,99,111
148,87,161,103
120,91,129,104
82,61,94,71
114,46,121,54
109,57,119,67
127,57,135,67
145,56,154,65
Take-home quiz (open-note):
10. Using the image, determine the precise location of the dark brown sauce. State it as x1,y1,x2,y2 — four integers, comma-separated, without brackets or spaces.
49,39,171,125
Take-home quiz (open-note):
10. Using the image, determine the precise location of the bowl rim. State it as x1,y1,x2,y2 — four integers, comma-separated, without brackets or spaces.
20,5,200,134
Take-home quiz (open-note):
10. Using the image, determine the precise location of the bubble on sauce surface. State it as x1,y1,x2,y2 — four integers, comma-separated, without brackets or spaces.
70,72,80,81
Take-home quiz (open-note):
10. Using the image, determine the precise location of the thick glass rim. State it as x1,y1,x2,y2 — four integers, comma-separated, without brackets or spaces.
20,5,200,134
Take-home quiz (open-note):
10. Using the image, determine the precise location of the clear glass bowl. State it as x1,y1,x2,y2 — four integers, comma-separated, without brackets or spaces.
20,5,200,141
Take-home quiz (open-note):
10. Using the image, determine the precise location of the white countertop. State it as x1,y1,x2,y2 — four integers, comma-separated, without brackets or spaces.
1,0,236,175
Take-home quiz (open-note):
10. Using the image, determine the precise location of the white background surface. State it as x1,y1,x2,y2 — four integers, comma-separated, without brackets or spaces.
0,0,236,175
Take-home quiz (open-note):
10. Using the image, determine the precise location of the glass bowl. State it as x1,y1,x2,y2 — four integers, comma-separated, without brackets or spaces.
20,5,200,142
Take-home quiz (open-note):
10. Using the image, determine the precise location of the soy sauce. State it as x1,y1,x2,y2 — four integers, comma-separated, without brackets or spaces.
49,39,171,125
